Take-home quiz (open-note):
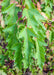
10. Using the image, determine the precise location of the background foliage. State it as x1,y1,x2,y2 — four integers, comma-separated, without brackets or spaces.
0,0,54,75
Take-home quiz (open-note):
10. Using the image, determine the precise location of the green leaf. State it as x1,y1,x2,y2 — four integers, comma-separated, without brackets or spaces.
14,43,23,69
1,0,10,9
19,27,34,68
22,7,46,69
23,8,46,30
36,39,45,69
4,7,19,25
2,4,15,16
25,0,35,9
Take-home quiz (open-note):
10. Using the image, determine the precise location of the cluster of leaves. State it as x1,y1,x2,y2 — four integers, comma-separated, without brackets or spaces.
0,0,54,74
